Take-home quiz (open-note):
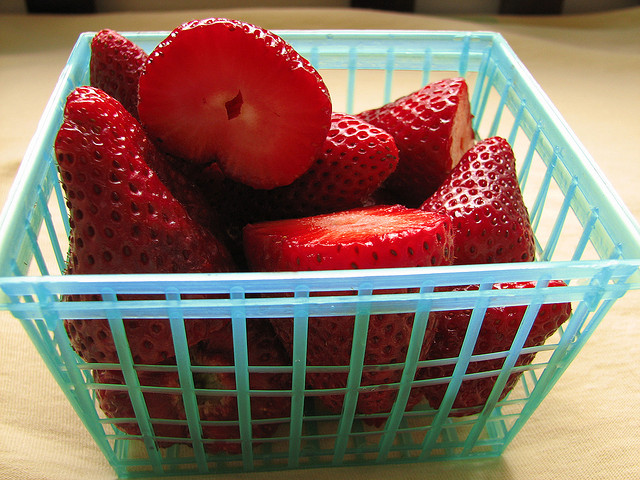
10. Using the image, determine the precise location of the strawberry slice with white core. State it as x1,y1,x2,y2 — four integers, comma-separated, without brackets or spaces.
138,18,333,190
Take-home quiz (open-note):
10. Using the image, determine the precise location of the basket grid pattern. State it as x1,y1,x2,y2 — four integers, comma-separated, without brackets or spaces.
0,30,639,478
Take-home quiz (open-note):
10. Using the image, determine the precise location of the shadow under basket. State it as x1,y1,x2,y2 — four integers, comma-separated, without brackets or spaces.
1,30,640,478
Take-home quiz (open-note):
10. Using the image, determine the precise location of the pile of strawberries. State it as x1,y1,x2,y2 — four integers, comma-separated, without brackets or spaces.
54,19,572,453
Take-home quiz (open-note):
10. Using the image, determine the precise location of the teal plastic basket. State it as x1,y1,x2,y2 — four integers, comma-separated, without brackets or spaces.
1,30,640,478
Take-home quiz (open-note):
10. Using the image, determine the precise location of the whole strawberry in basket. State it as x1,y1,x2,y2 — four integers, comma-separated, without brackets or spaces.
55,86,235,365
420,281,572,416
243,205,454,418
358,77,475,207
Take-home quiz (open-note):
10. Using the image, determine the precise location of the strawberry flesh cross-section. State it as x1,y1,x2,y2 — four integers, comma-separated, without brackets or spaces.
137,18,333,190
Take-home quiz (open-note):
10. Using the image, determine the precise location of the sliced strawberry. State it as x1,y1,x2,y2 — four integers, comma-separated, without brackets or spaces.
358,77,475,206
191,320,291,454
243,204,453,271
420,280,572,416
90,29,148,118
243,205,454,417
420,136,536,265
55,86,235,364
137,18,332,189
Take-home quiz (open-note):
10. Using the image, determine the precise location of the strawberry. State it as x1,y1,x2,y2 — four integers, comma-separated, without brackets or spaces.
258,112,399,219
191,319,291,454
137,17,333,190
420,136,536,265
272,309,437,421
91,29,218,231
144,149,226,239
358,77,475,206
90,29,148,118
420,280,572,416
243,204,453,272
93,321,290,452
206,111,399,223
195,111,399,264
243,205,454,417
93,367,186,447
55,86,235,364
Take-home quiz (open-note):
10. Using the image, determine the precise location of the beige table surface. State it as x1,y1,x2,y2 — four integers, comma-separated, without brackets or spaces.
1,6,639,480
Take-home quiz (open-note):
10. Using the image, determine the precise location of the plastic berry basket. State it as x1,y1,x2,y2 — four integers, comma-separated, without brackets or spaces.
1,29,640,478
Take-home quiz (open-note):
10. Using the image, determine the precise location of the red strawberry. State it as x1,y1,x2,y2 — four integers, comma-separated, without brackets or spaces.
91,29,219,233
243,205,454,417
93,367,186,447
420,280,572,416
259,112,399,219
191,320,291,454
55,86,235,364
243,205,453,272
144,150,226,239
273,308,436,421
90,29,147,118
93,321,290,452
420,136,535,265
358,77,475,206
137,18,332,190
196,112,399,259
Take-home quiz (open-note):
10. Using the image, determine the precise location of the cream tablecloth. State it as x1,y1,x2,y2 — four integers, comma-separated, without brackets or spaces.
1,6,639,480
